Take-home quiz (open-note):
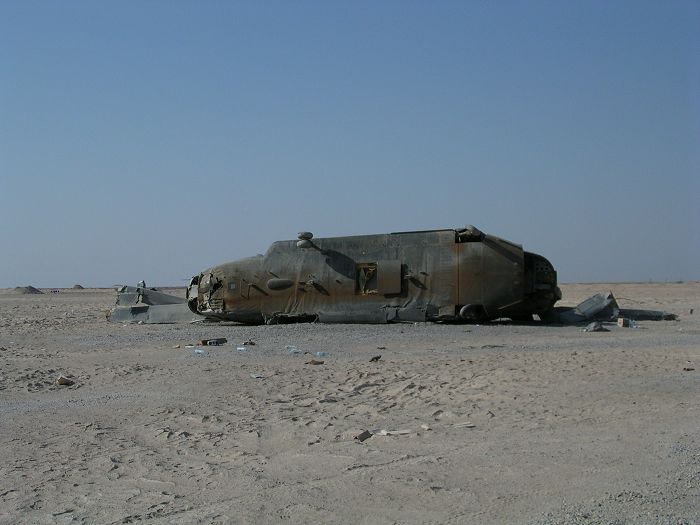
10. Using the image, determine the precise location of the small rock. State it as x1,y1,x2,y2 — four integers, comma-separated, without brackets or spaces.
370,355,382,362
56,376,74,386
306,359,324,365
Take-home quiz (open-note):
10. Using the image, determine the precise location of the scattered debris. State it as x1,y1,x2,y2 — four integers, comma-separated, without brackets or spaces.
56,376,75,386
242,339,256,346
306,359,324,365
236,346,247,352
420,424,432,431
354,430,373,442
549,292,677,323
617,317,631,327
682,366,695,372
200,338,227,346
286,345,300,354
377,346,387,350
550,292,619,324
194,348,208,356
454,421,476,428
689,308,694,315
583,321,609,332
315,351,329,357
377,429,412,436
172,344,181,349
107,283,204,324
369,355,382,362
249,373,265,379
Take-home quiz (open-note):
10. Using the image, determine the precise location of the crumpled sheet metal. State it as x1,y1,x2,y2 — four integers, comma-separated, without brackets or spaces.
555,292,619,323
115,286,186,306
108,303,203,324
109,284,203,324
550,291,676,324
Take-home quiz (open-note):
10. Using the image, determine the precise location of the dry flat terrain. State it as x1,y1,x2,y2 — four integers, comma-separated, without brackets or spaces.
0,283,698,524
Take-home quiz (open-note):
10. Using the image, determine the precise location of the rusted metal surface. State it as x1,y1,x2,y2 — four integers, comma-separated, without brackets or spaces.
186,226,561,324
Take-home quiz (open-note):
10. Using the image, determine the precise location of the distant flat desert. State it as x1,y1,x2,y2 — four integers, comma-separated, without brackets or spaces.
0,283,698,524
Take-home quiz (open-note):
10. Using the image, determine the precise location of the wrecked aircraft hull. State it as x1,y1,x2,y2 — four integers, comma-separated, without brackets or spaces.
187,226,561,324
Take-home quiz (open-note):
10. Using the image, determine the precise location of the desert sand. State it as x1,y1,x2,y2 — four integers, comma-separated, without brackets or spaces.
0,283,698,524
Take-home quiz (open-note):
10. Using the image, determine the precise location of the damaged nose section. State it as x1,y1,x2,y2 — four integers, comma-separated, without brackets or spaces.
188,270,226,315
186,274,200,315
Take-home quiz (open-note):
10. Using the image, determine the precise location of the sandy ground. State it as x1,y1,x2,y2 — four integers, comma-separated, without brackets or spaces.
0,283,698,524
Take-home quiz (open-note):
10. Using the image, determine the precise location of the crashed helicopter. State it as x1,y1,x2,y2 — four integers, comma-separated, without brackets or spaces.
185,226,561,324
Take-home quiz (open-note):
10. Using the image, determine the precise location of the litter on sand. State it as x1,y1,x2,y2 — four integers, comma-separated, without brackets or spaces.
200,338,227,346
583,321,609,332
377,429,412,436
354,430,373,442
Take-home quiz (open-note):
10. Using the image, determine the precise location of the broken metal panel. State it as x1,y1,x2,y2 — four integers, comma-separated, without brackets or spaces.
618,308,677,321
110,283,198,324
115,286,186,306
115,286,141,305
108,303,203,324
576,292,619,320
548,291,676,324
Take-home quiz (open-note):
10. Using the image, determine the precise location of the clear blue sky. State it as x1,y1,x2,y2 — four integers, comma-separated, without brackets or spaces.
1,1,698,287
